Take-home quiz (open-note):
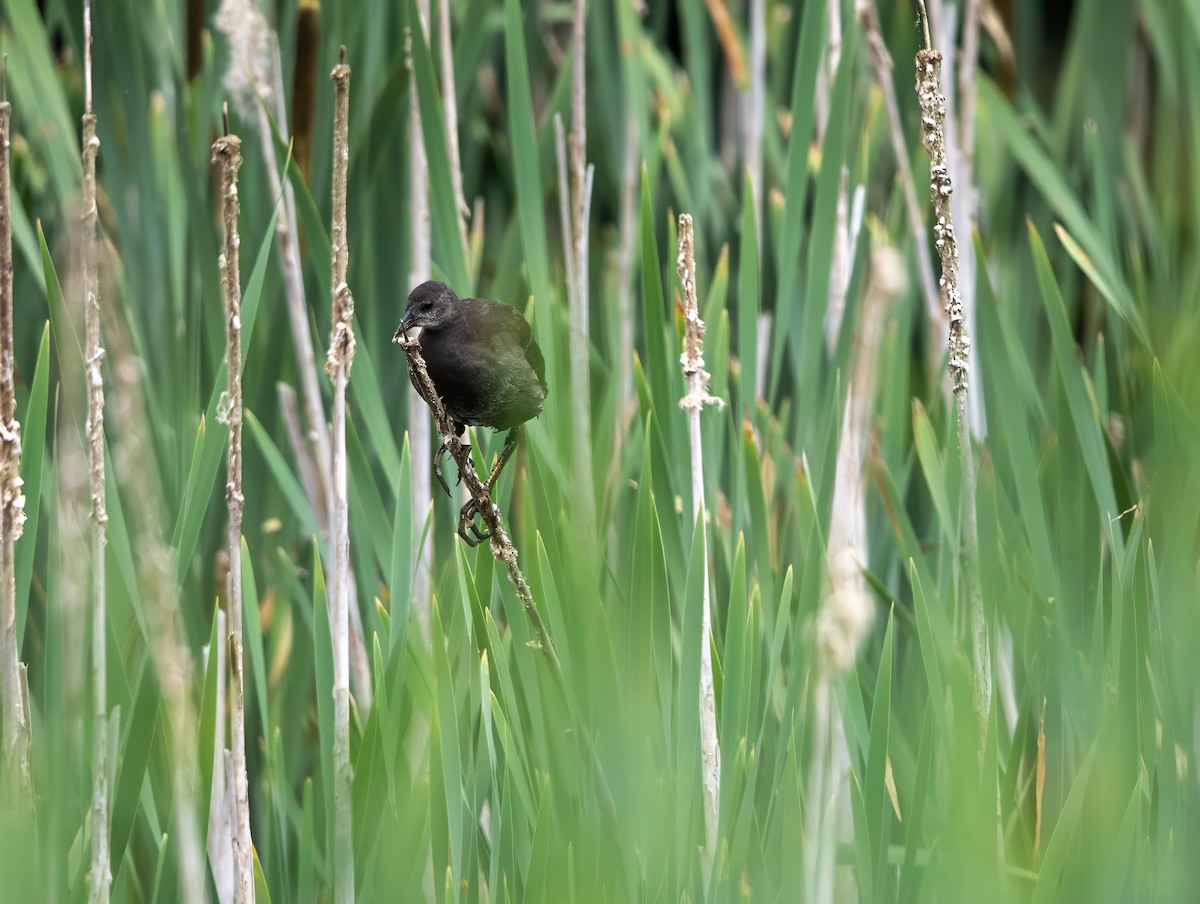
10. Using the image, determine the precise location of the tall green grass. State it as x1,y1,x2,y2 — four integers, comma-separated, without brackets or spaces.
1,0,1198,900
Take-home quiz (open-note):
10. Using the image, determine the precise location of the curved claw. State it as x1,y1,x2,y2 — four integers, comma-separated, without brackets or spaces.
457,497,493,547
434,442,470,498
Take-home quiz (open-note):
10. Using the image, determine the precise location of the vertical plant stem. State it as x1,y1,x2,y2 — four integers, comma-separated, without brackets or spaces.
565,0,595,535
437,0,470,264
915,0,990,736
212,120,254,904
676,214,723,882
408,0,433,639
0,54,32,805
856,0,942,348
81,6,112,899
328,48,357,904
292,0,321,181
186,0,205,82
743,0,765,219
614,122,638,416
254,63,332,530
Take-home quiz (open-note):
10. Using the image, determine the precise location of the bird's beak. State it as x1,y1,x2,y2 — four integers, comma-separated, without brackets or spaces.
392,310,414,343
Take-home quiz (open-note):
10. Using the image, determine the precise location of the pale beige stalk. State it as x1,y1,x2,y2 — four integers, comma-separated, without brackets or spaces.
81,5,113,899
0,54,32,804
915,0,990,734
212,126,254,904
676,214,723,881
807,247,905,904
328,50,357,904
408,0,434,639
437,0,470,263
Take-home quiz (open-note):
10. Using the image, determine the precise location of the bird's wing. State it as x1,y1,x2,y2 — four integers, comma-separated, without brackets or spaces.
479,298,532,342
479,298,546,392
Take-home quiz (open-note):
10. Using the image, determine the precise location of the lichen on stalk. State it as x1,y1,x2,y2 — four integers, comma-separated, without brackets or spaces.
81,2,113,897
212,119,255,904
914,0,990,734
327,48,356,904
676,213,723,882
0,52,32,805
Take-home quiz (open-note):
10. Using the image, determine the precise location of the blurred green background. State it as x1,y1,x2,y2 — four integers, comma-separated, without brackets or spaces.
1,0,1199,899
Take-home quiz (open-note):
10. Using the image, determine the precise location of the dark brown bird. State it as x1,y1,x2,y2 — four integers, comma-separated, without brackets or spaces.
395,280,546,543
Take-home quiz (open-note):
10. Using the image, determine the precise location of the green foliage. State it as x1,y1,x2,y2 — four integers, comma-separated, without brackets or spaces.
2,0,1199,900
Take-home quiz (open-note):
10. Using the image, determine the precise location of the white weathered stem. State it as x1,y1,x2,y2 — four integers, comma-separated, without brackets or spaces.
915,1,990,734
810,247,905,904
0,59,32,804
408,0,433,640
824,167,851,351
253,84,331,532
804,679,853,904
328,52,357,904
212,129,254,904
82,5,112,897
436,0,470,263
676,214,723,882
266,33,373,711
206,612,233,904
743,0,765,220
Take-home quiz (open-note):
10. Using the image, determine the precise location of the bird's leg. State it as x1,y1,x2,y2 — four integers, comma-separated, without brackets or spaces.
483,429,520,492
435,423,470,497
458,429,520,545
434,442,452,497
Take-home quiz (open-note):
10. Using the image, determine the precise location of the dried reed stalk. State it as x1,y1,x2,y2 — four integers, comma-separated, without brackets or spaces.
327,48,357,904
408,0,434,639
0,54,32,805
915,0,990,733
212,118,255,903
676,214,724,882
81,5,113,899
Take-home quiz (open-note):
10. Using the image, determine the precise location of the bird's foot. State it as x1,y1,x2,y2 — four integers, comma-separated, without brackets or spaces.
434,442,470,498
457,496,493,547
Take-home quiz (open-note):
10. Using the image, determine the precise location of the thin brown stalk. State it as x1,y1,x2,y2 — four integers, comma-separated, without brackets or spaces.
914,1,990,735
704,0,748,87
328,48,357,904
676,214,723,882
408,0,434,640
856,0,942,345
186,0,205,82
394,337,559,673
1,53,32,805
82,4,112,898
212,121,254,904
437,0,470,263
292,0,321,181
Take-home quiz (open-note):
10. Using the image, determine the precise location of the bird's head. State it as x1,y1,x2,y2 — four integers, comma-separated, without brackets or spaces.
395,280,458,338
